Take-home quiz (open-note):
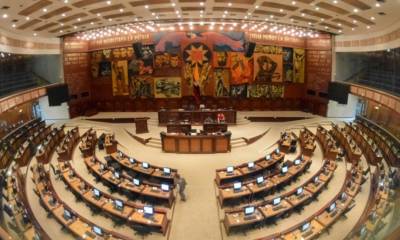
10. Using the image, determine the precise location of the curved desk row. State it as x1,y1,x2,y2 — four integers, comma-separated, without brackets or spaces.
32,164,132,240
84,157,175,207
218,156,312,207
160,131,231,153
223,160,336,234
108,151,178,185
316,126,339,161
59,161,170,235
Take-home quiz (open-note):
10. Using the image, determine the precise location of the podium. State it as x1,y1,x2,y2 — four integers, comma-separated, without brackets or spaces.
135,117,149,134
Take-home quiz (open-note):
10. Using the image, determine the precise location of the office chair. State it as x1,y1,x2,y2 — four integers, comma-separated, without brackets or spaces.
133,224,152,239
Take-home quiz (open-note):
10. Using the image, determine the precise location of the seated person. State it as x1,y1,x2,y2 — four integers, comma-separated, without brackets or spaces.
217,113,225,123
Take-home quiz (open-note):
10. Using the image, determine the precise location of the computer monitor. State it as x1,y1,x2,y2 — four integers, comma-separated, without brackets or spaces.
63,209,72,220
118,151,123,158
226,166,234,173
114,172,120,179
100,164,105,171
301,222,310,232
328,202,336,213
276,148,280,154
360,226,367,236
273,197,281,206
144,206,154,216
281,166,288,174
301,154,304,160
93,226,102,236
129,158,135,164
142,162,149,169
248,162,255,169
256,176,264,184
265,154,271,161
341,192,347,201
314,176,319,183
115,199,123,209
161,184,170,192
294,159,301,165
163,167,171,175
133,178,140,186
93,188,101,198
244,206,255,215
296,187,303,196
233,182,242,191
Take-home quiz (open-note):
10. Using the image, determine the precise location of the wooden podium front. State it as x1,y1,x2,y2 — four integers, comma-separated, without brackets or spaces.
135,117,149,134
160,132,231,153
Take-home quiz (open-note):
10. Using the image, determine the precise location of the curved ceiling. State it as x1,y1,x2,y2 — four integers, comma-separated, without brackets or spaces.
0,0,399,38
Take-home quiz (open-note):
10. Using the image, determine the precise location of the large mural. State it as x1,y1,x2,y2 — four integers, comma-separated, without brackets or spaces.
89,31,306,98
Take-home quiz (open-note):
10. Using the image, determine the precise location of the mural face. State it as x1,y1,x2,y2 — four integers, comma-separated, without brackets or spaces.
294,48,305,83
112,60,129,96
129,75,153,98
154,77,182,98
254,53,282,83
214,68,230,97
213,51,229,68
229,52,253,85
139,45,155,75
99,61,111,77
230,84,247,98
183,42,212,96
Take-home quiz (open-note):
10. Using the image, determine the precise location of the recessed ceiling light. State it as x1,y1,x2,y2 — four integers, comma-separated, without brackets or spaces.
25,17,30,20
351,28,354,31
11,24,16,28
333,0,338,4
64,0,68,3
172,3,175,7
228,3,232,6
375,3,381,7
90,22,94,25
77,18,81,21
366,25,370,29
292,1,296,5
370,16,375,20
33,33,37,36
97,13,101,17
353,8,358,13
60,30,63,33
43,8,47,12
108,18,112,21
2,14,7,18
200,2,204,6
301,13,305,16
60,23,64,26
106,1,111,5
119,8,123,12
315,7,319,10
255,5,259,9
144,5,149,9
61,13,66,17
280,9,283,12
74,26,77,29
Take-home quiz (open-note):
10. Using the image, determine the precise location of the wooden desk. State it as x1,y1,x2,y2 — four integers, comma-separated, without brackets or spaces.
109,152,177,184
218,186,252,206
135,117,149,134
215,151,284,186
158,108,237,125
203,122,228,133
281,219,324,240
161,131,231,153
224,208,264,234
166,122,191,134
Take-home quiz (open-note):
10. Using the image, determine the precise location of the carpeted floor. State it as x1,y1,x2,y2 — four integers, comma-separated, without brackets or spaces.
24,111,374,240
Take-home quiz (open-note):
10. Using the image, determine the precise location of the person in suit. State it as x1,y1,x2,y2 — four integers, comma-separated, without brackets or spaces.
176,174,187,201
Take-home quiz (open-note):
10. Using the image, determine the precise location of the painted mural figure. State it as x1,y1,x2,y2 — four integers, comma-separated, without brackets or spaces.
112,61,129,96
215,69,229,97
256,55,277,82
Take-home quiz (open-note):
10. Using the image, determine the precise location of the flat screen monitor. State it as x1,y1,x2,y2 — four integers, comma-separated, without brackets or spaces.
144,206,154,215
142,162,149,169
248,162,255,169
163,167,171,175
276,148,280,154
281,166,288,174
296,187,303,196
133,178,140,186
341,192,347,201
100,164,105,171
64,209,72,220
115,200,123,209
329,202,336,213
114,172,120,179
93,188,101,198
256,176,264,184
273,197,281,206
226,166,234,173
301,222,310,232
129,158,135,164
233,182,242,190
161,184,169,192
294,159,301,165
314,176,319,183
265,154,271,160
118,151,123,158
244,206,255,215
93,226,102,236
301,154,304,160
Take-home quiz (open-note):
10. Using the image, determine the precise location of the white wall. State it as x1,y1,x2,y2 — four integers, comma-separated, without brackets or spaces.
38,96,70,121
327,94,359,118
32,55,63,83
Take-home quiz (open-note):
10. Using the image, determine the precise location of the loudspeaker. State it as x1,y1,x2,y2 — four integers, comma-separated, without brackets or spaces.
328,82,350,104
244,42,256,58
132,42,143,58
